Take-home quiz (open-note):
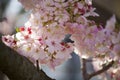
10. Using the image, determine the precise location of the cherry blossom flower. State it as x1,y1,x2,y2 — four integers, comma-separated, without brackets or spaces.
2,0,120,73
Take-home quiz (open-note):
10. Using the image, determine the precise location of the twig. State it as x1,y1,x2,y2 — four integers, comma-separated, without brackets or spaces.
88,60,114,79
36,60,40,72
82,58,114,80
82,58,89,80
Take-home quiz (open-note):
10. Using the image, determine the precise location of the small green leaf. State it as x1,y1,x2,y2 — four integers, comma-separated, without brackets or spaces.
16,27,20,32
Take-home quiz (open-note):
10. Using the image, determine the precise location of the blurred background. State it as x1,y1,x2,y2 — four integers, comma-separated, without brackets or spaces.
0,0,120,80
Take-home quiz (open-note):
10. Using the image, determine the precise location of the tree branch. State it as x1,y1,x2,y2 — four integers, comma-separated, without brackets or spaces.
0,34,55,80
82,58,89,80
88,60,114,79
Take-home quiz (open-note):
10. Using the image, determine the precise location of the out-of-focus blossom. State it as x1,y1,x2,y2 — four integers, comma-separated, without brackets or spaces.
0,20,13,34
108,68,120,80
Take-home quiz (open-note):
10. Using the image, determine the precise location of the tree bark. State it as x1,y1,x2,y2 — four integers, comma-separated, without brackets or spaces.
0,34,54,80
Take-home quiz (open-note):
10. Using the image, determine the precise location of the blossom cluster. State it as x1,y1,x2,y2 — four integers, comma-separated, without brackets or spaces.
19,0,98,27
3,0,98,69
2,25,73,69
2,0,120,79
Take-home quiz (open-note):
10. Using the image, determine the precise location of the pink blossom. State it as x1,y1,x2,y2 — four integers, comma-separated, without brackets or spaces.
2,0,120,73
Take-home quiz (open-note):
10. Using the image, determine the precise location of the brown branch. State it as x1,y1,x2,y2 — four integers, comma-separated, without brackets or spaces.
82,58,114,80
82,58,89,80
0,34,55,80
88,60,114,79
36,60,40,72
